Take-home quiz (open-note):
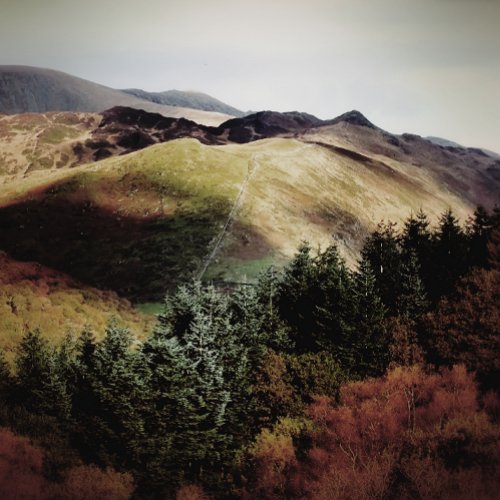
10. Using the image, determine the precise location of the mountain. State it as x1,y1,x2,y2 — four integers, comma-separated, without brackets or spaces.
426,136,463,148
1,104,498,303
427,136,500,160
0,107,385,176
122,88,245,117
0,66,233,125
2,106,499,209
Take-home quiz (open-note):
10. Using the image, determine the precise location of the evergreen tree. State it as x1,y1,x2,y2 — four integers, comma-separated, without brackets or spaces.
178,308,231,482
15,329,72,419
361,221,402,314
397,250,429,323
432,209,467,300
254,266,292,352
467,205,493,269
351,258,389,377
226,286,266,443
140,329,199,494
401,210,433,294
313,244,355,356
72,323,147,469
277,242,317,351
152,283,255,487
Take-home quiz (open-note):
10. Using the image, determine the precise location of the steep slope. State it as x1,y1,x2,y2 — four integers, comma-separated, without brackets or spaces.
122,88,244,117
0,138,474,302
0,66,232,125
301,121,500,209
0,252,153,355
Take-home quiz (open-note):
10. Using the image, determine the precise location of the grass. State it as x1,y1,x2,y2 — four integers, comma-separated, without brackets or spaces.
0,137,475,303
0,112,96,176
135,302,164,315
39,125,82,145
204,255,285,283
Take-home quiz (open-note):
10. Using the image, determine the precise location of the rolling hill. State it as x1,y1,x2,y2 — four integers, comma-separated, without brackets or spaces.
1,104,498,305
0,133,483,303
2,106,499,206
0,66,234,125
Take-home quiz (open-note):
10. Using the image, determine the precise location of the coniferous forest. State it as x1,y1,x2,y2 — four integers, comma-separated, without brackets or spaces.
1,207,499,499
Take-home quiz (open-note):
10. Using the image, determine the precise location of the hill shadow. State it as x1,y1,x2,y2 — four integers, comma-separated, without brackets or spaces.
0,187,234,302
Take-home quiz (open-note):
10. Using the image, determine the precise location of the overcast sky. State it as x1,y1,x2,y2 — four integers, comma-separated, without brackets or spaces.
1,0,499,151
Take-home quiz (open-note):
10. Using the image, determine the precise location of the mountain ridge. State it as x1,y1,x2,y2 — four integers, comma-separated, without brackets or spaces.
121,88,245,117
0,65,235,125
1,105,499,210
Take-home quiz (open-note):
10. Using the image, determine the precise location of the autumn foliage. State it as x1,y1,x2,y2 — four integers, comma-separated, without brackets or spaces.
248,365,500,499
0,427,134,500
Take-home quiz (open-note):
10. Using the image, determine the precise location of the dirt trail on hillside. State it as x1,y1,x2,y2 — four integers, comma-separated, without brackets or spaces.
197,153,261,281
197,142,315,281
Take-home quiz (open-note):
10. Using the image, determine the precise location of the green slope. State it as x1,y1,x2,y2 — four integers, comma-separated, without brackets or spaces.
0,138,473,302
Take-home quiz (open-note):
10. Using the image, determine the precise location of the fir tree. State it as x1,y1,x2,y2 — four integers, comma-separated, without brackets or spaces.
254,266,292,352
15,329,72,418
277,242,317,351
361,221,402,314
72,323,147,469
176,307,231,482
401,210,433,294
351,258,389,377
433,209,467,300
397,250,429,323
313,244,355,356
467,205,492,269
140,328,199,493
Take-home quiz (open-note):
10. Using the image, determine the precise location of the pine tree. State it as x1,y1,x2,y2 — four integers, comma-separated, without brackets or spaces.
397,250,429,323
15,329,72,418
351,258,389,377
361,221,402,314
313,244,355,356
433,209,467,300
277,242,317,351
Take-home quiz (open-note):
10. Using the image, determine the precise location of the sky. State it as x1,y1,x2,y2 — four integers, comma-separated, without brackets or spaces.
1,0,499,151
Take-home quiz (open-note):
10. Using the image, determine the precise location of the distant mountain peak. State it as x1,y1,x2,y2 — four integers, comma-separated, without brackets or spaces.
121,87,244,117
0,65,235,125
330,110,376,128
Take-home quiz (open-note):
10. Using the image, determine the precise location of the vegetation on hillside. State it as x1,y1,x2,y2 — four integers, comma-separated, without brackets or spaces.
0,137,474,303
0,206,498,498
0,252,154,357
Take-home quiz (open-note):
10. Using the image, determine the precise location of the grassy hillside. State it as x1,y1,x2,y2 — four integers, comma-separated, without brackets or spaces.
0,252,154,358
302,123,500,209
0,111,99,176
0,137,473,303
